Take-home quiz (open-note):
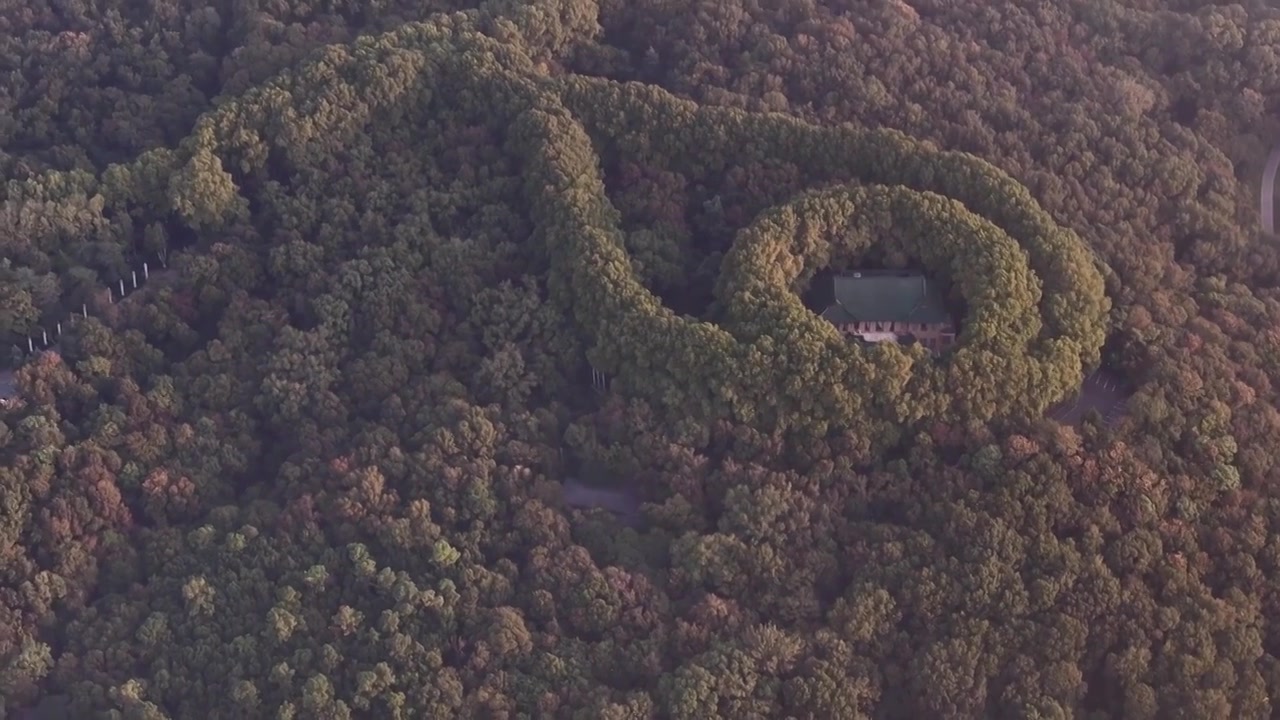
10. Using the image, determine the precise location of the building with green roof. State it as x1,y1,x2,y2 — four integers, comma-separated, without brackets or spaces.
819,271,957,351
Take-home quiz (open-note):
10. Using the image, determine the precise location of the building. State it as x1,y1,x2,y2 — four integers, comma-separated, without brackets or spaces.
820,271,957,352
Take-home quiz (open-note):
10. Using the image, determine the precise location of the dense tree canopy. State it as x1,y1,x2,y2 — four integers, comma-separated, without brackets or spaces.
2,0,1280,718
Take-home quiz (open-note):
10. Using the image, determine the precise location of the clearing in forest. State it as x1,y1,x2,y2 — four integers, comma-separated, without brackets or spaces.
1048,368,1130,427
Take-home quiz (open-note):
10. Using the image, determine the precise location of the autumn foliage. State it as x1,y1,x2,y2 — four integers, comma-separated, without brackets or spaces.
2,0,1280,718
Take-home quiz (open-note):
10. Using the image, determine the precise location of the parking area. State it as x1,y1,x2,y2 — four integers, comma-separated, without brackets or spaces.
0,368,14,404
562,477,644,527
1048,368,1130,427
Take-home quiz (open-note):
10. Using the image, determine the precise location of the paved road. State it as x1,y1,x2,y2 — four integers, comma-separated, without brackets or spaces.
1263,144,1280,235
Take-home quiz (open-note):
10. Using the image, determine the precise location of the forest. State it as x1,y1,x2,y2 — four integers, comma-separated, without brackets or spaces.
2,0,1280,717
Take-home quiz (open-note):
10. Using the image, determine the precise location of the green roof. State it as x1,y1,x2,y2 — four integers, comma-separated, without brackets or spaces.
821,272,952,325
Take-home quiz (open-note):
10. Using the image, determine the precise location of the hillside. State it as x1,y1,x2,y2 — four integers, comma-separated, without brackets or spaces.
2,0,1280,717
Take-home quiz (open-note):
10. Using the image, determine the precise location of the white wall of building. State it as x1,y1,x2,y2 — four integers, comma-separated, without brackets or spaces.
856,332,900,343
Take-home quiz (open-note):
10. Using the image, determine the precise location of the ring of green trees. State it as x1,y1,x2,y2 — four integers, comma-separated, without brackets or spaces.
71,17,1109,447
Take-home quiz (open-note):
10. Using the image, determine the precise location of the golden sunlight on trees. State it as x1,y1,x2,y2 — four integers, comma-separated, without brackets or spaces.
0,0,1278,717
